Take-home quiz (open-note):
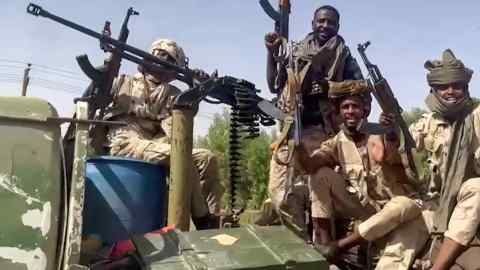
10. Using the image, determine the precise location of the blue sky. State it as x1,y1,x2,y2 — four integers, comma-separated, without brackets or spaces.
2,1,480,135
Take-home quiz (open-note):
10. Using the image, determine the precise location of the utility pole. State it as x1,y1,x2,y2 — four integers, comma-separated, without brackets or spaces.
21,63,32,96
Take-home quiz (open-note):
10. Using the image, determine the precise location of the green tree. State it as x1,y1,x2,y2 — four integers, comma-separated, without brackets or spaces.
196,110,230,184
402,107,427,127
196,109,273,210
244,130,272,209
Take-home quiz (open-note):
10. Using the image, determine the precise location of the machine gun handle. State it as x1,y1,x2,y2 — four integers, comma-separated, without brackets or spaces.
76,55,104,82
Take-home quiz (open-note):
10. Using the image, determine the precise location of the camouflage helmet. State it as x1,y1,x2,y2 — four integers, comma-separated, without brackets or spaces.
150,39,187,67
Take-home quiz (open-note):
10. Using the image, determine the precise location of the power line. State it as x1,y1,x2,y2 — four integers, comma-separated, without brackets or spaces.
0,64,25,70
0,76,23,81
29,82,84,95
33,63,84,77
29,82,83,95
0,79,22,84
0,60,88,84
0,72,23,77
31,69,87,82
0,59,26,65
31,76,86,90
0,59,83,77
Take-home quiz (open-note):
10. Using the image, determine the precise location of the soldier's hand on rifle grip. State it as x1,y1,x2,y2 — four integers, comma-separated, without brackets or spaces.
379,112,399,142
294,143,313,174
265,32,281,52
379,112,395,128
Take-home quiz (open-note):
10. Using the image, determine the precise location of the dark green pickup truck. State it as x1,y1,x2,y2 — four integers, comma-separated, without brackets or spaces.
0,96,328,270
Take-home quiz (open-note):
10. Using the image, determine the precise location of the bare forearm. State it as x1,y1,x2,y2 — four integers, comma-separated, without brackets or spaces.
297,150,334,174
266,52,287,94
266,51,277,93
384,132,400,152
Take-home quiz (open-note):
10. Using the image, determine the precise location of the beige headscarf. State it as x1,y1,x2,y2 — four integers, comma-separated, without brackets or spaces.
328,80,372,115
328,80,371,99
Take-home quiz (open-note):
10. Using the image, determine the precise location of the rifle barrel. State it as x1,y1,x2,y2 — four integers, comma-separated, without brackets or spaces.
28,3,106,41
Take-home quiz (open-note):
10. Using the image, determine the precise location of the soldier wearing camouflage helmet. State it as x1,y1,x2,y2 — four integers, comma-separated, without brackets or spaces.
296,80,429,269
104,39,224,230
409,49,480,270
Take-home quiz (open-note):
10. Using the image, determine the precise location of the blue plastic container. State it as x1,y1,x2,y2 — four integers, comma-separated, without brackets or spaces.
83,156,167,244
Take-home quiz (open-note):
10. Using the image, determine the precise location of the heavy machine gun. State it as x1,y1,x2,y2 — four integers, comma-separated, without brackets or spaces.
27,2,282,225
28,3,200,88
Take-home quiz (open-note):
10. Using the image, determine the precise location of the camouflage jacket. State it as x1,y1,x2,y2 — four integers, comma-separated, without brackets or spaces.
309,130,411,211
409,105,480,200
104,73,181,139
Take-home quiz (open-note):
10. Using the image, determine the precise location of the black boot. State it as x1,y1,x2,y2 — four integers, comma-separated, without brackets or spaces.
192,214,220,230
207,214,220,229
312,218,333,245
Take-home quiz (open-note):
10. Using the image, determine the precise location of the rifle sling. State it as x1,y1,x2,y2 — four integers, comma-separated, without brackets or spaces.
272,116,295,166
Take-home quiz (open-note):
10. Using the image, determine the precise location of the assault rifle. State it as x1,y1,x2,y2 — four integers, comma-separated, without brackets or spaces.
259,0,291,94
260,0,306,236
357,41,419,179
259,0,300,145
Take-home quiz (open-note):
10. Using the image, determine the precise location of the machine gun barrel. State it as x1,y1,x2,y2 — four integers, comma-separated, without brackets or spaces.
27,3,196,86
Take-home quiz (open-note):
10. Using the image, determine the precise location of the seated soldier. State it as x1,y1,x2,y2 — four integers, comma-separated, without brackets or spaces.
410,49,480,270
104,39,224,229
264,5,364,245
297,80,428,269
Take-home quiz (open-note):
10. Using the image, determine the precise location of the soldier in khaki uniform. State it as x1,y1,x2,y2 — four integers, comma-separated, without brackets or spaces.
409,49,480,270
105,39,224,229
264,5,364,244
297,80,429,269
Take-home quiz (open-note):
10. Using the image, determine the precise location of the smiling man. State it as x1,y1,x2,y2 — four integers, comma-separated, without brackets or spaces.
296,80,428,269
410,49,480,270
263,5,365,247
